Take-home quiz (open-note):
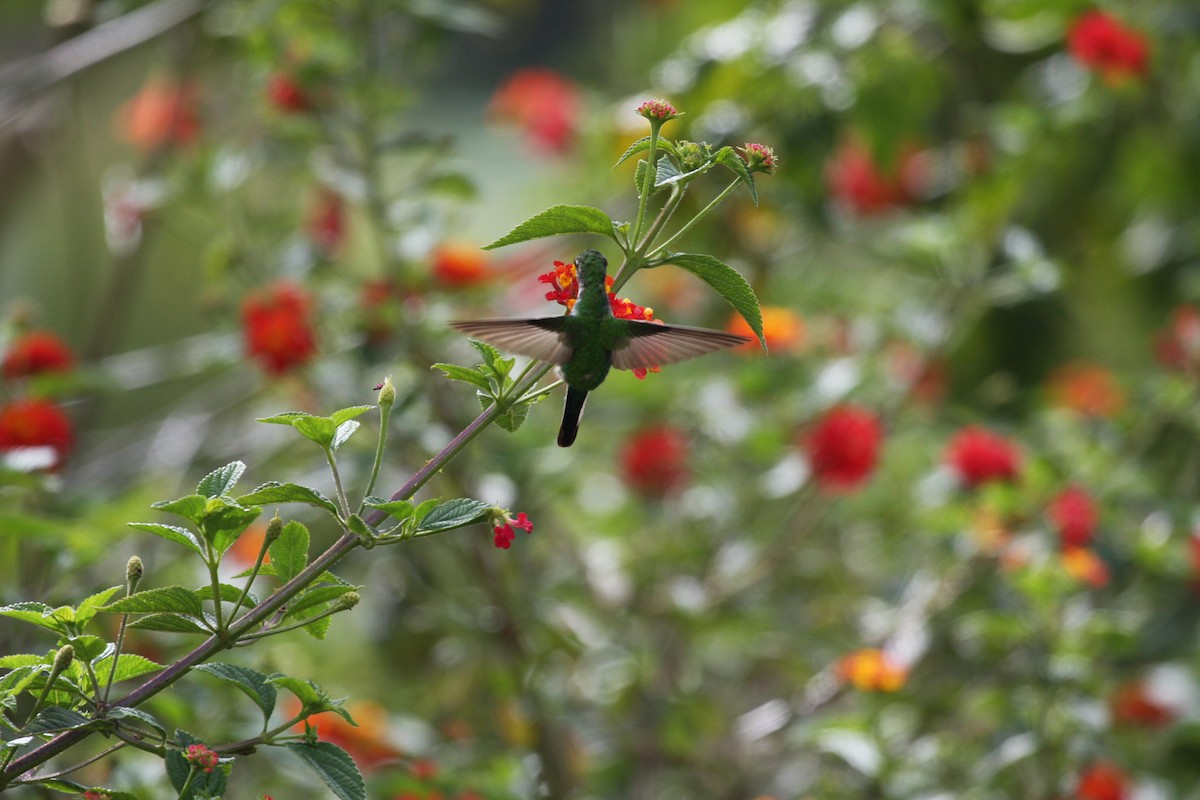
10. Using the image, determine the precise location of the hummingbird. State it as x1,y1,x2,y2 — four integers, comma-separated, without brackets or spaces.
451,249,750,447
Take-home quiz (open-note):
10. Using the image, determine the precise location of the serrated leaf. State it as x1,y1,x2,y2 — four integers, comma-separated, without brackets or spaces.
304,613,332,640
66,635,107,663
0,602,69,635
100,586,204,616
412,498,440,526
364,498,415,522
660,253,766,350
286,741,366,800
478,392,540,433
238,482,340,517
0,654,45,669
105,706,166,740
285,585,359,621
654,155,683,187
0,664,44,696
127,613,211,634
194,663,277,720
416,498,491,533
330,406,373,426
634,159,671,197
331,420,360,451
76,586,123,627
201,500,262,557
483,204,617,250
151,495,208,523
127,522,205,557
613,135,679,167
259,412,338,449
270,675,323,708
469,339,504,372
93,654,163,683
714,146,758,205
432,363,492,391
35,778,87,792
196,583,259,608
25,706,96,735
268,521,310,584
197,461,247,498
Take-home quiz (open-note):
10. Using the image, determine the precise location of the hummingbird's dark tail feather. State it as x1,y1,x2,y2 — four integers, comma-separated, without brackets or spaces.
558,386,588,447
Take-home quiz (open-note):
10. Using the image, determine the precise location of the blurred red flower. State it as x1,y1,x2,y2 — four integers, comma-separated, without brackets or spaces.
267,72,312,113
307,188,346,256
2,331,75,380
804,405,883,492
825,138,920,216
727,307,804,354
489,68,580,153
945,426,1021,488
619,426,689,497
432,244,492,288
0,398,73,468
242,282,317,375
116,77,200,151
1075,760,1130,800
837,649,907,692
1067,10,1149,84
1046,361,1125,418
1049,485,1099,548
1154,304,1200,373
1110,680,1174,727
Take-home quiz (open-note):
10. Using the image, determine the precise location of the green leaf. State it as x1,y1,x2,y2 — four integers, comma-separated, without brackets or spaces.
432,363,493,391
93,654,163,683
714,146,758,205
151,494,208,524
0,602,70,635
270,675,323,708
270,521,310,584
634,159,671,197
0,653,45,669
304,613,332,640
66,635,107,663
25,707,97,735
654,154,684,187
425,172,476,199
32,778,86,793
483,204,617,250
166,729,228,800
363,498,414,522
660,253,766,350
0,664,44,697
284,584,360,621
194,663,277,720
76,586,123,627
412,498,440,526
470,340,505,373
478,393,540,433
286,741,366,800
330,406,373,426
259,412,337,449
196,583,259,608
239,482,340,517
201,499,262,557
197,461,247,498
100,586,204,616
331,420,360,451
127,613,211,634
127,522,205,557
105,706,166,740
613,135,679,167
416,498,491,533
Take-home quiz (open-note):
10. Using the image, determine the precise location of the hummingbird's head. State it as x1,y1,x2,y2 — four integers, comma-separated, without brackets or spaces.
574,249,608,286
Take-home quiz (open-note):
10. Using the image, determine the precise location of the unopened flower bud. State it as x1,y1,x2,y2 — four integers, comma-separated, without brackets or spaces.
126,555,144,591
265,512,284,544
377,376,396,409
338,591,360,610
53,644,74,673
740,142,778,175
676,140,710,172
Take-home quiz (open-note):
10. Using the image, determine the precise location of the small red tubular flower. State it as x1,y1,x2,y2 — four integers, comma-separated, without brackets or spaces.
493,512,533,549
0,398,73,469
1049,485,1099,548
489,68,580,154
1067,10,1149,84
739,142,778,175
2,331,75,380
267,72,312,113
944,426,1021,488
803,405,883,492
242,282,317,375
431,243,492,288
635,98,678,122
825,138,920,216
1075,760,1130,800
620,426,689,497
116,77,200,151
185,743,219,774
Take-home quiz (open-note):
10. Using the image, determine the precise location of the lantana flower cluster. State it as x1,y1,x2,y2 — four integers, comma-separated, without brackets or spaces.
0,329,78,470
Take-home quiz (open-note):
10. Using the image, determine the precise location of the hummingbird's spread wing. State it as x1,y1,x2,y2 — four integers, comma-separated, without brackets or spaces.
611,321,750,370
449,318,572,365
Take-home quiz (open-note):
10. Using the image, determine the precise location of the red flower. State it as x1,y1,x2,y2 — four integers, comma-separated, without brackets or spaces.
1067,10,1149,84
116,77,200,151
493,512,533,549
740,142,778,175
635,98,678,122
307,188,345,256
1046,362,1125,418
1075,761,1130,800
945,426,1021,488
242,282,317,375
1111,680,1174,727
620,426,689,497
489,68,580,153
1049,485,1099,548
432,244,492,288
2,331,75,379
409,759,438,780
0,398,73,468
267,72,312,113
185,743,219,774
804,405,883,492
1155,305,1200,373
826,138,921,216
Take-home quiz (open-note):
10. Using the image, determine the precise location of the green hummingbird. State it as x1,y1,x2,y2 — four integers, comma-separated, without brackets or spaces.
451,249,750,447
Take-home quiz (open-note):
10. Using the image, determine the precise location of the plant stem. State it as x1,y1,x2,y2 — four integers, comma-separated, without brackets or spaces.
360,401,391,509
325,448,352,520
102,612,131,705
629,123,662,246
228,533,271,624
636,185,683,253
652,178,740,257
237,603,347,643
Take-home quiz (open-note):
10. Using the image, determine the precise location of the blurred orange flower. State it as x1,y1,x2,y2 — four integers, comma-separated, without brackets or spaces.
1045,362,1124,418
293,699,402,772
837,648,907,692
431,244,491,288
1062,547,1109,588
727,306,804,353
116,77,200,151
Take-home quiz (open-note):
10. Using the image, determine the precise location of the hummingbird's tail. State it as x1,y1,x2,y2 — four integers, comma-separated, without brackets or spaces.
557,386,588,447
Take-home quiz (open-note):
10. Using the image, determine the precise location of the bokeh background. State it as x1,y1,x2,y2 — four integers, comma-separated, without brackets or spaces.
3,0,1200,798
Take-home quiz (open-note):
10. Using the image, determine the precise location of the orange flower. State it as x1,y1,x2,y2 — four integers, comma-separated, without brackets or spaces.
431,244,491,288
242,282,317,375
489,68,580,153
228,523,271,566
837,648,907,692
116,77,200,151
293,699,401,772
0,398,73,469
727,307,804,353
1046,362,1124,418
1062,547,1109,588
2,331,75,380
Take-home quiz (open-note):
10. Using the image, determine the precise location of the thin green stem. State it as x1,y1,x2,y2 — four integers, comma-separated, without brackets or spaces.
207,561,225,632
629,123,662,246
102,613,131,705
14,741,126,783
519,379,564,404
360,402,391,508
636,185,684,254
652,178,741,257
176,766,199,799
228,532,272,625
236,603,348,643
325,448,352,520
